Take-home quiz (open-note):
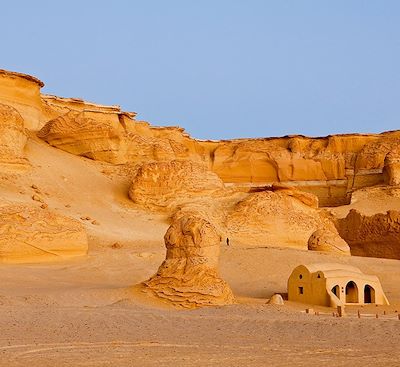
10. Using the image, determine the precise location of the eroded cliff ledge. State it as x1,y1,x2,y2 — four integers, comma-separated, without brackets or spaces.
1,68,400,211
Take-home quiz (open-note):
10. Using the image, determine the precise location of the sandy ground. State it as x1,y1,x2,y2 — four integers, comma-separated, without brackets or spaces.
1,138,400,366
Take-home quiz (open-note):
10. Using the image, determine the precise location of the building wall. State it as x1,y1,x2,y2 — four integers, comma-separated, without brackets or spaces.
288,266,331,306
288,266,389,306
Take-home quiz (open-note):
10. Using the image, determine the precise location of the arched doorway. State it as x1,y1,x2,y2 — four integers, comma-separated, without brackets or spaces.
364,285,375,303
345,281,358,303
331,285,340,299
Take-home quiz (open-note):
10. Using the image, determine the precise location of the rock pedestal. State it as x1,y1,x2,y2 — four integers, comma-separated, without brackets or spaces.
142,214,234,308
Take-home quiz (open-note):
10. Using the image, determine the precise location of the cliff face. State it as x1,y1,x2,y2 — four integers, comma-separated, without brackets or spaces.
1,68,398,209
200,133,400,206
0,70,44,130
38,102,400,206
39,95,205,165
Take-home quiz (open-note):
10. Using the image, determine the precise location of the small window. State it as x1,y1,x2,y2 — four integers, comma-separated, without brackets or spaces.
298,287,304,295
299,274,303,279
317,273,321,279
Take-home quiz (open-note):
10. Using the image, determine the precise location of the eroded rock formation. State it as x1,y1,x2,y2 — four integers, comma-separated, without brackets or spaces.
0,69,44,130
337,209,400,259
0,103,29,169
38,101,204,165
200,132,400,206
307,228,350,255
129,160,225,209
141,214,234,308
38,110,127,164
0,204,88,263
383,149,400,186
226,190,323,249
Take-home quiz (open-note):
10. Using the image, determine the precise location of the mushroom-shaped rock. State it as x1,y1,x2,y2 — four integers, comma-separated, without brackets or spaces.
0,103,29,169
141,214,234,308
308,228,351,255
129,160,225,209
267,294,284,305
0,204,88,263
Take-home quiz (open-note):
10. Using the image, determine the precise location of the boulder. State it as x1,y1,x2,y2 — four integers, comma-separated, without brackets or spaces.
308,228,350,255
267,294,284,305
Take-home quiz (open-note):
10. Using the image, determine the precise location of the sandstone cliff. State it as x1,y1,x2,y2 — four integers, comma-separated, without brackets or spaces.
39,96,204,165
0,70,44,130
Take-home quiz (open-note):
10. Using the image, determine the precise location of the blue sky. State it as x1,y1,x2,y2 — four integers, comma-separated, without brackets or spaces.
1,1,399,139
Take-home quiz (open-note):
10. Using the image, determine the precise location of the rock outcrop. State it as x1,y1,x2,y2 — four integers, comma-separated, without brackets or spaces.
307,228,350,255
0,204,88,263
383,149,400,186
0,103,29,169
38,110,127,164
38,101,204,165
226,190,323,249
203,132,400,206
337,209,400,259
129,160,225,209
141,214,234,308
0,69,44,130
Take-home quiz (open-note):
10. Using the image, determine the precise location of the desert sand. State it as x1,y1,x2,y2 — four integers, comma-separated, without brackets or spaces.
1,69,400,366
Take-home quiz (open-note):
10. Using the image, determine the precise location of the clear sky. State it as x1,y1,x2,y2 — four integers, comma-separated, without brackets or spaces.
1,1,399,139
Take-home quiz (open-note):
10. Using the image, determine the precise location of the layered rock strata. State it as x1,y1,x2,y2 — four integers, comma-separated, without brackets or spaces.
0,204,88,263
0,69,44,130
39,103,204,165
